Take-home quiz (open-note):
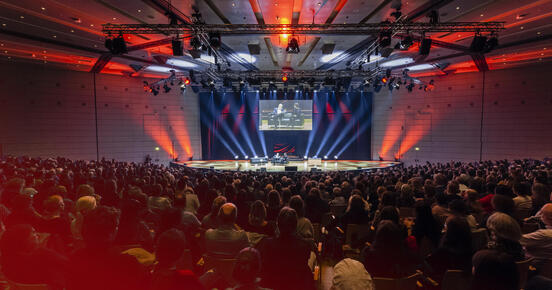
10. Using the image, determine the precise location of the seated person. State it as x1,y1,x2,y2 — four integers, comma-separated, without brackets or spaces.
362,220,419,278
243,200,276,237
257,207,315,290
521,203,552,264
68,206,150,290
0,224,68,289
152,229,202,290
471,249,518,290
231,247,264,290
205,203,249,258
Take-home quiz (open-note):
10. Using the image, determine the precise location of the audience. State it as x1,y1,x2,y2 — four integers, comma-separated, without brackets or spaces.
0,156,550,289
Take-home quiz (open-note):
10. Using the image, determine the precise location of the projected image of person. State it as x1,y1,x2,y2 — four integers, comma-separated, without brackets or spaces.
293,102,303,125
259,100,312,131
276,103,285,128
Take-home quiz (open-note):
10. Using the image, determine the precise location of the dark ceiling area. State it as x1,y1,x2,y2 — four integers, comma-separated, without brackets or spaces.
0,0,551,79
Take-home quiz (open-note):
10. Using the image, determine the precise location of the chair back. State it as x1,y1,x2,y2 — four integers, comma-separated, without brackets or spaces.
372,272,421,290
203,255,238,286
6,280,50,290
345,224,371,247
514,208,532,222
418,236,435,258
471,228,489,251
441,270,471,290
516,258,534,289
399,207,415,219
538,259,552,279
521,222,540,234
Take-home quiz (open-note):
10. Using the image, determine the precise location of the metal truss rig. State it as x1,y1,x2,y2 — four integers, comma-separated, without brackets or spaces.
103,22,505,35
217,69,381,79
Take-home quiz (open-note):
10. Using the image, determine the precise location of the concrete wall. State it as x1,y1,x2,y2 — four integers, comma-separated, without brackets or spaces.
372,63,552,164
0,63,201,163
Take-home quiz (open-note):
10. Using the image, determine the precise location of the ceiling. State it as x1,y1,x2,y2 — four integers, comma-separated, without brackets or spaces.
0,0,551,78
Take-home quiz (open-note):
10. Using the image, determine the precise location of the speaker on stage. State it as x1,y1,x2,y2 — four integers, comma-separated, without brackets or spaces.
260,168,267,172
310,168,319,172
285,166,297,172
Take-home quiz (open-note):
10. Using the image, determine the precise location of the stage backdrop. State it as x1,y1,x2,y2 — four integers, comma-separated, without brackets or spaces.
200,90,372,160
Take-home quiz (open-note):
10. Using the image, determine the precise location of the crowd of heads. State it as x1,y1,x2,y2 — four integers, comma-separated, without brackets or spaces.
0,156,551,289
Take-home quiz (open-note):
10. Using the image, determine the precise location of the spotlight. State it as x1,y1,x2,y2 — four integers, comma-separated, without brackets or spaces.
234,155,239,159
324,155,328,160
304,155,308,160
184,78,191,86
163,82,171,93
381,77,388,84
334,155,338,160
244,155,249,159
282,75,288,82
286,38,300,53
254,155,258,158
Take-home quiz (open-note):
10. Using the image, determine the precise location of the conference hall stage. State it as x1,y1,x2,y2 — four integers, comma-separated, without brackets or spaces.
171,160,401,172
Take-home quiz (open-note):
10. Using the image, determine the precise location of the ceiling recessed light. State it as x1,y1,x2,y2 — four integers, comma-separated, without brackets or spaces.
2,24,6,27
41,7,46,10
19,16,24,19
520,26,524,29
544,48,547,50
93,45,98,47
232,2,235,7
456,6,460,10
4,50,7,53
138,9,142,12
90,24,94,27
70,29,74,32
0,43,3,46
52,35,57,38
480,14,484,17
537,32,541,35
541,53,545,56
43,50,46,53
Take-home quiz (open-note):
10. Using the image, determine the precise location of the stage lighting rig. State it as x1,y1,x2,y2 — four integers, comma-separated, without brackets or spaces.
286,38,300,54
163,82,171,93
428,10,439,24
105,34,127,55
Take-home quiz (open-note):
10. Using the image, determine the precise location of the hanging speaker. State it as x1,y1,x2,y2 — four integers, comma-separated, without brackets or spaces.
470,36,487,52
419,38,432,55
172,39,183,56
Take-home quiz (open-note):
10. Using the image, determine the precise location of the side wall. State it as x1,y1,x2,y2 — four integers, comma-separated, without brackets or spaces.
372,63,552,164
0,63,201,163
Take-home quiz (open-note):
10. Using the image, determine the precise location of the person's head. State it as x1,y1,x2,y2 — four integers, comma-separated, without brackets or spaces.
541,203,552,227
210,195,227,216
441,216,472,254
466,189,479,202
277,207,297,237
449,199,468,217
267,190,282,208
43,195,64,216
348,194,365,212
288,195,305,218
75,195,97,215
0,224,39,254
248,200,267,227
531,183,549,202
512,182,530,197
373,220,403,252
173,191,187,209
491,194,515,216
333,187,343,198
472,250,518,290
495,184,514,197
486,212,522,242
155,228,186,267
76,184,95,198
446,181,460,195
380,206,399,225
435,192,449,206
331,258,374,290
232,247,261,284
82,206,120,246
218,203,238,226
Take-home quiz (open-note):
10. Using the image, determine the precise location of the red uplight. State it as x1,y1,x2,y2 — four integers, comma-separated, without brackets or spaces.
184,78,191,85
282,75,288,82
382,77,388,83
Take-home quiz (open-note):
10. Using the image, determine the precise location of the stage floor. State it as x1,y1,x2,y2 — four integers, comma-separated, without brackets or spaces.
174,160,401,172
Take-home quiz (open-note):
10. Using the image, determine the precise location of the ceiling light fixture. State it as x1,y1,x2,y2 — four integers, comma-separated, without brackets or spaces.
286,38,300,54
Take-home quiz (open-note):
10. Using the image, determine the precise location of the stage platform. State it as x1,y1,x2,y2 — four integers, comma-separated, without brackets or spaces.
171,160,401,172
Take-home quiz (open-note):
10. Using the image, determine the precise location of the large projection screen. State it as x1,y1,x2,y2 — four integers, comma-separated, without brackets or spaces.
259,100,313,131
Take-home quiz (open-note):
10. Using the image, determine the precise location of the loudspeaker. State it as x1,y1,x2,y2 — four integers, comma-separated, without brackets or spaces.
419,38,432,55
260,168,267,172
310,167,319,172
285,166,298,172
470,36,487,52
172,39,183,56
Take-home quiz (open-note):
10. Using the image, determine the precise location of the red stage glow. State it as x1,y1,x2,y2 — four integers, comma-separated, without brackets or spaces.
282,75,288,82
184,78,191,85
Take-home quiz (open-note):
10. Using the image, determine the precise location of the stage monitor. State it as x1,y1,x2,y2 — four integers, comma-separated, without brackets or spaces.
259,100,312,131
